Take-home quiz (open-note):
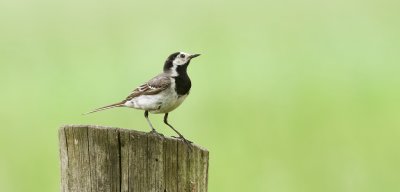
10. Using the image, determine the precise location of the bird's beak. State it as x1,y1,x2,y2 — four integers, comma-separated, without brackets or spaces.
189,54,201,59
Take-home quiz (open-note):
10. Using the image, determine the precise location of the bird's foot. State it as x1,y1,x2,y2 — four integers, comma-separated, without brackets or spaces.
149,129,164,137
172,135,193,150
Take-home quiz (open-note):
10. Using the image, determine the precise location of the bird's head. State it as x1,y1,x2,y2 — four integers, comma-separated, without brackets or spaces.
164,52,200,74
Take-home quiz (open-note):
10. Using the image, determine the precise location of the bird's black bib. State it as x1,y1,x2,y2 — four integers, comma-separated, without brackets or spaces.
174,64,191,95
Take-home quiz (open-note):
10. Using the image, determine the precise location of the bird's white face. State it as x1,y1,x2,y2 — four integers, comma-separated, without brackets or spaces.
172,52,192,66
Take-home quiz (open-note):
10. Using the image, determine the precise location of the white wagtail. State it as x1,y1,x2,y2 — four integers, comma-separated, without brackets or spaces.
85,52,201,146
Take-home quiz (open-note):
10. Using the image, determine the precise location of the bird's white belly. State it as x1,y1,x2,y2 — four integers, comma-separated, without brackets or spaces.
124,88,188,114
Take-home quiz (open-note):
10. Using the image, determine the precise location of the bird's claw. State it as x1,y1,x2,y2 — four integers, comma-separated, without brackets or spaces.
171,135,192,143
172,135,193,150
149,129,164,137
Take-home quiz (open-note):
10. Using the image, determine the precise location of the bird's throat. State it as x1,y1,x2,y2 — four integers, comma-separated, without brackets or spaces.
173,64,191,95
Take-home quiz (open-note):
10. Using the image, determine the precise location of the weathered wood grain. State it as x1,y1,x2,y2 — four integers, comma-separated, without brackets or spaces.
59,125,209,192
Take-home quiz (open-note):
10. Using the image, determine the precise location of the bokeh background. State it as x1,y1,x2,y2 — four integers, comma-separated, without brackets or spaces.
1,0,400,191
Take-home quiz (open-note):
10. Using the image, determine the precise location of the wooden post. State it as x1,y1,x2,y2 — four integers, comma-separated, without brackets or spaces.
59,125,209,192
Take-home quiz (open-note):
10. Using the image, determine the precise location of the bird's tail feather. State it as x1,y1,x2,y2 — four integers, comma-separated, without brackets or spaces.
83,102,125,115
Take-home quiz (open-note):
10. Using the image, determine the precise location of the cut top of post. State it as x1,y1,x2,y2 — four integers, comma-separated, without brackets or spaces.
59,125,209,192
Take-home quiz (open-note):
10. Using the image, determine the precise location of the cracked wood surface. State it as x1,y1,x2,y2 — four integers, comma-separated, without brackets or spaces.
59,125,209,192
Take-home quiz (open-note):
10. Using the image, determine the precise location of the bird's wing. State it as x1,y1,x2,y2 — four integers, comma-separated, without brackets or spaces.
123,74,171,101
83,75,170,115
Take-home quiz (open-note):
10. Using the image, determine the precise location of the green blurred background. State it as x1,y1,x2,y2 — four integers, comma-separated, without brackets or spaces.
1,0,400,191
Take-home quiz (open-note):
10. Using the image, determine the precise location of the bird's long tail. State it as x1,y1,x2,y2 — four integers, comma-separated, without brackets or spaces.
83,101,125,115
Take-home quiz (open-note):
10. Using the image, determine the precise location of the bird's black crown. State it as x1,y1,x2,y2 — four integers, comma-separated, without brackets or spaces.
164,52,182,71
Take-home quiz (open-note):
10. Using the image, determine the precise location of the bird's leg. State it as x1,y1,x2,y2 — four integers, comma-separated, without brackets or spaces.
144,111,163,136
163,113,192,149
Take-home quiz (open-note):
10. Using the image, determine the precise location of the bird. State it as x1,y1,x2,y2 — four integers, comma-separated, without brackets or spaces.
84,52,201,146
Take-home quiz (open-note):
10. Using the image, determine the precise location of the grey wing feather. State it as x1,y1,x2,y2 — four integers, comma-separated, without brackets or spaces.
123,74,171,101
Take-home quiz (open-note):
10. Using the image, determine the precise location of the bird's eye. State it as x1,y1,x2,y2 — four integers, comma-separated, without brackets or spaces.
180,54,185,58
